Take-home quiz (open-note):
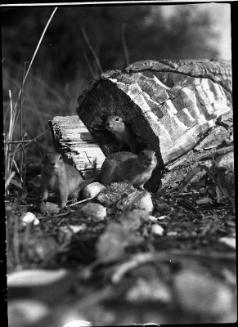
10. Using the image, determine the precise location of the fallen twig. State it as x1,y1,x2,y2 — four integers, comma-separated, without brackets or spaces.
111,250,236,284
66,197,95,208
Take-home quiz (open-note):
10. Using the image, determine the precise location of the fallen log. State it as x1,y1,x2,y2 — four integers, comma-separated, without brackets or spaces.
49,59,232,192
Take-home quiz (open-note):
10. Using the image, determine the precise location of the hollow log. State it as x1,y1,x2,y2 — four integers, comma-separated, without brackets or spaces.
76,59,232,191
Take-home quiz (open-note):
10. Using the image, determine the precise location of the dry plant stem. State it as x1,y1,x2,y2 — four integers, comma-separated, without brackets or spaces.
5,171,16,190
19,62,28,184
6,59,65,104
81,26,103,74
13,7,58,111
121,23,130,66
6,139,38,145
5,129,49,149
5,8,57,191
82,49,96,78
66,197,95,208
5,90,17,189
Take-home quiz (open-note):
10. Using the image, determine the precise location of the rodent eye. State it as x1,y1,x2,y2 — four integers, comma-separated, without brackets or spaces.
58,155,63,160
115,117,120,122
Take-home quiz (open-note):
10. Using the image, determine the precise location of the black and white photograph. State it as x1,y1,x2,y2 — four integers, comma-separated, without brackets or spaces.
1,1,236,326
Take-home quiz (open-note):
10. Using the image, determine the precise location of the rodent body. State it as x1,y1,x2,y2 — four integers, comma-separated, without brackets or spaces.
41,152,85,208
105,115,138,153
100,150,157,189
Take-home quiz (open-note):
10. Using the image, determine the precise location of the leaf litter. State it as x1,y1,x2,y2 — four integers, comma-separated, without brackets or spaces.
6,157,236,325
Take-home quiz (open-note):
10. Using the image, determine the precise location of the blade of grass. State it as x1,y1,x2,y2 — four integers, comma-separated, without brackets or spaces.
81,26,103,74
4,7,58,193
13,7,58,112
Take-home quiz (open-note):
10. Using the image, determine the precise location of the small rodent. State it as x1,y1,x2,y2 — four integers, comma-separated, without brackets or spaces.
41,152,88,208
100,149,157,189
105,115,138,153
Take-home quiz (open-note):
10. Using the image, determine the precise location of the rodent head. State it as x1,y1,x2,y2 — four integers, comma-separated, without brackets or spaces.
105,115,125,132
138,150,157,169
43,152,64,172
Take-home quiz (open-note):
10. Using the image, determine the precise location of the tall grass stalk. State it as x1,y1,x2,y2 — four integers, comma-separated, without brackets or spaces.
13,7,58,112
4,7,58,192
81,26,103,75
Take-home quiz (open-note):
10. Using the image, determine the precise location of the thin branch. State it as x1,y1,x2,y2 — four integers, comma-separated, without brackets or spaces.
66,197,94,208
81,26,103,74
5,129,50,147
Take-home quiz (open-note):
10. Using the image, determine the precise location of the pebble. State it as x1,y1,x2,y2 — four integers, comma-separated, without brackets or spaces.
151,224,164,236
21,212,39,226
219,237,236,249
82,182,106,199
135,191,154,212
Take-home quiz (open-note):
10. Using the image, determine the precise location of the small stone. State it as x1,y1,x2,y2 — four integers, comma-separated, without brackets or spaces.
174,269,234,316
80,203,107,221
21,212,39,226
82,182,106,199
219,237,236,249
134,191,154,212
151,224,164,236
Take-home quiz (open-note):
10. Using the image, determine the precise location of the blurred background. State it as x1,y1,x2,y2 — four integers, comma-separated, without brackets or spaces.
2,3,231,145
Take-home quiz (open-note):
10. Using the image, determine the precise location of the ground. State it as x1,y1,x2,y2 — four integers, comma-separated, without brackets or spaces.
6,163,236,326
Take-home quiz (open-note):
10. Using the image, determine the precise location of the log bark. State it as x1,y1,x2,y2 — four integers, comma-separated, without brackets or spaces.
76,59,232,191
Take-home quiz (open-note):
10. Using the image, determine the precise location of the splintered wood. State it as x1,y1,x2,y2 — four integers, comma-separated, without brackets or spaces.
49,60,232,191
77,59,232,191
77,60,232,166
49,115,105,178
